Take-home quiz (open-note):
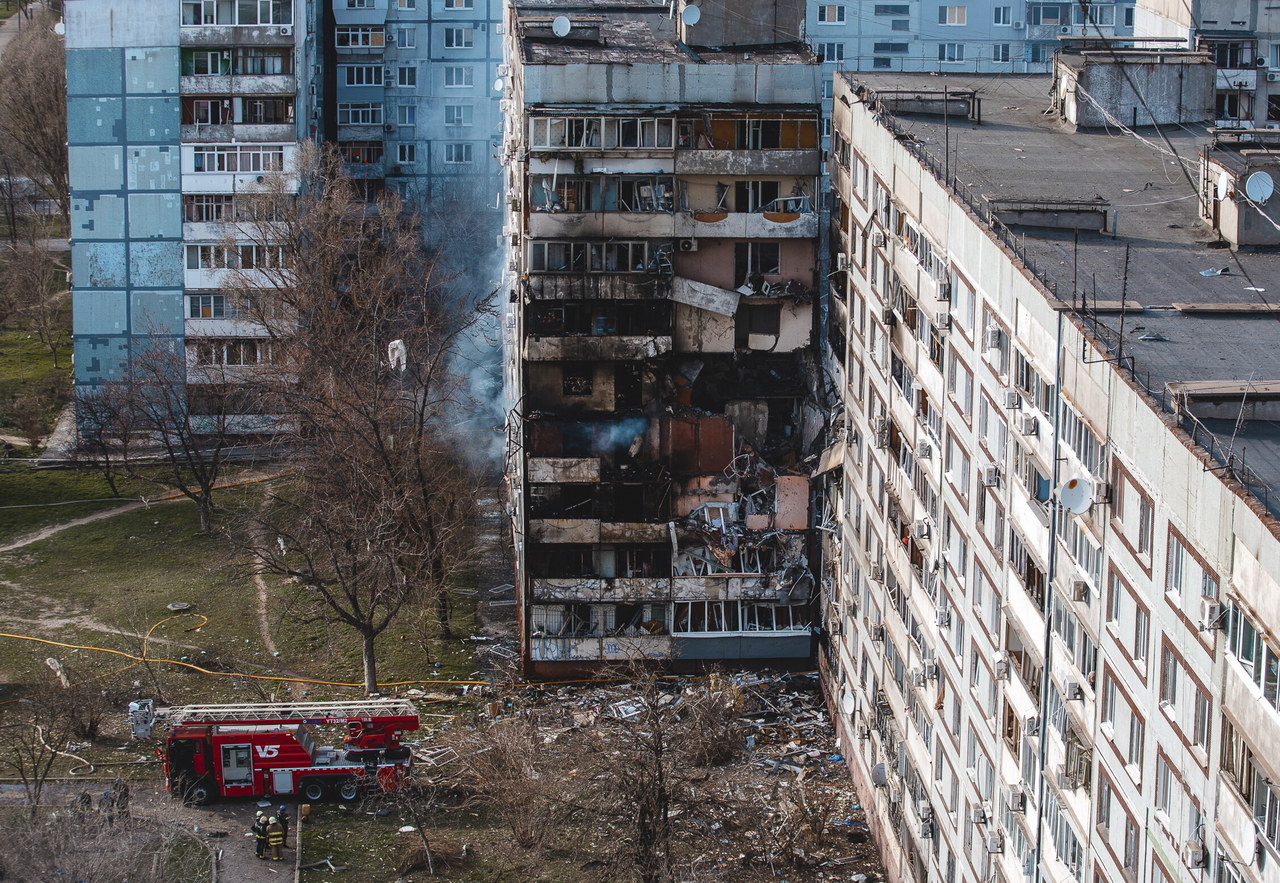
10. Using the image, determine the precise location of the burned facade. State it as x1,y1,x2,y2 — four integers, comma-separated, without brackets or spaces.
503,0,824,675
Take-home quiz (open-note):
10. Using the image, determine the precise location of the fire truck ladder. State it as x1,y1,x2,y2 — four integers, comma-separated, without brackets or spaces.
163,699,419,725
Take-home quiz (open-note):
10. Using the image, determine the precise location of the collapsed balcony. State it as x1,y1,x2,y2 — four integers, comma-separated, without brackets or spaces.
524,298,674,362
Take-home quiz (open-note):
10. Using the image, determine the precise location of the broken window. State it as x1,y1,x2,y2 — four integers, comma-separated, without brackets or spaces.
561,364,594,397
243,98,293,124
674,600,742,634
734,180,781,212
734,242,782,283
742,603,814,631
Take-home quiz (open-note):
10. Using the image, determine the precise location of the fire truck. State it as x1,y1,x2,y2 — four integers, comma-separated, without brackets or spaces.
139,699,421,804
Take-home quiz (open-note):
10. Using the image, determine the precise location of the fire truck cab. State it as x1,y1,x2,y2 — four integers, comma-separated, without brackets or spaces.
155,700,420,804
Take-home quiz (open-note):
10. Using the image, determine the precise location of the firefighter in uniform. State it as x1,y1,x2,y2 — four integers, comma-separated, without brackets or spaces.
267,816,285,861
252,811,268,859
276,805,290,845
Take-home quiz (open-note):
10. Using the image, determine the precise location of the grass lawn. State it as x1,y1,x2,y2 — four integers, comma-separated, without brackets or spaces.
0,324,70,431
0,464,135,545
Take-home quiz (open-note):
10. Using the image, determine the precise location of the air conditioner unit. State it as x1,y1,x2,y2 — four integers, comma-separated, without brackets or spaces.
856,724,871,740
873,417,890,448
678,238,698,252
881,304,896,326
923,660,939,680
917,800,933,822
836,252,849,270
919,819,934,839
912,668,926,688
385,66,394,78
981,464,1001,487
1199,599,1225,631
935,306,952,329
984,325,1003,350
1183,841,1209,869
1059,25,1071,33
1019,413,1038,436
1056,765,1079,791
1269,71,1280,82
1002,388,1021,409
1012,20,1025,28
1092,481,1111,505
384,123,396,133
869,562,885,583
918,440,933,459
973,804,990,825
870,622,885,641
995,656,1010,680
1005,784,1026,813
936,608,951,628
278,25,292,36
1070,579,1089,602
495,23,506,34
937,280,953,302
912,519,930,540
986,831,1005,853
496,62,511,77
1064,680,1084,701
872,231,887,247
1024,714,1040,737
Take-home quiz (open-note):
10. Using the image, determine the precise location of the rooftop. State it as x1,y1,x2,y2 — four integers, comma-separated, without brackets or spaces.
840,71,1280,517
512,0,815,67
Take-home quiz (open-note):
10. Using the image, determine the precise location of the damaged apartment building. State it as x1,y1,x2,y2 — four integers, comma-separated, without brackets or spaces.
819,51,1280,883
502,0,825,675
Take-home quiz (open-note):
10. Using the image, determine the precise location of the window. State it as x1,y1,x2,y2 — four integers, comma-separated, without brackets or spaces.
817,4,846,22
194,339,271,366
1059,400,1106,475
444,142,472,164
188,294,226,319
875,3,909,12
335,27,385,48
1113,465,1154,556
347,0,373,6
242,98,292,125
183,194,234,222
187,50,226,76
444,104,473,126
444,27,473,48
191,144,285,173
1028,3,1065,24
734,242,782,278
874,41,909,53
182,0,290,25
397,105,416,126
343,65,383,86
562,364,593,396
396,0,415,7
1226,603,1280,713
337,103,383,126
947,351,973,417
994,5,1011,23
397,143,416,163
1073,3,1115,25
938,5,967,24
339,141,384,164
444,0,473,7
444,65,473,87
994,43,1011,62
397,66,417,87
396,27,416,48
821,42,845,62
1132,605,1149,670
1166,531,1218,602
233,48,292,75
938,42,965,62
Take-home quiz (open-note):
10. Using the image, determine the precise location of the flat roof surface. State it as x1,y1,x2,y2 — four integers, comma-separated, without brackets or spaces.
513,0,814,66
841,72,1280,513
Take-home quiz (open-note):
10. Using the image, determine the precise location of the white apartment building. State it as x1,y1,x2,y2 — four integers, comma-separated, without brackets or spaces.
821,63,1280,883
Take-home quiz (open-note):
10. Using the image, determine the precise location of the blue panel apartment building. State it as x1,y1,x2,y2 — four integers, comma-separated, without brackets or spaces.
67,0,503,403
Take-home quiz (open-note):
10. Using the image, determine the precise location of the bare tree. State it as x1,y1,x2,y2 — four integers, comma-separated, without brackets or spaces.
4,234,71,366
231,144,487,691
0,10,69,225
0,676,84,816
78,337,237,532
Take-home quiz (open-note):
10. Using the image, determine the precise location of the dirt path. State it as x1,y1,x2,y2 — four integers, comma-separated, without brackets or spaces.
0,500,148,554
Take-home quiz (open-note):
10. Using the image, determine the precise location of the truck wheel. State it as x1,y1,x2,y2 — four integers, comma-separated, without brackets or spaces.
337,779,361,801
301,779,326,802
181,778,212,806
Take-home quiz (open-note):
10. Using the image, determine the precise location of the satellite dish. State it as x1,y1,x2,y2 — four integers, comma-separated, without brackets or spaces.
871,763,889,787
840,690,855,716
681,4,702,25
53,21,65,35
1058,476,1093,515
1245,171,1275,204
551,15,571,37
493,77,506,92
1217,171,1232,201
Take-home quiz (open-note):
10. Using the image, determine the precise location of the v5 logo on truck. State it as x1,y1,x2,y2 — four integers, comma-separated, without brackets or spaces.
254,745,280,759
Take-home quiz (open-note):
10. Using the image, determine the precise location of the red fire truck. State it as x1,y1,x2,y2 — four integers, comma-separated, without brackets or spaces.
150,700,421,804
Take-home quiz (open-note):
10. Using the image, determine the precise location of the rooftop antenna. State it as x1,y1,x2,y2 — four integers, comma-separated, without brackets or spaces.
681,4,702,25
551,15,571,37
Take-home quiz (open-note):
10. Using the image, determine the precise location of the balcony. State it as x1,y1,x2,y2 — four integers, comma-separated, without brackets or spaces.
674,148,820,177
530,633,672,663
532,576,671,601
523,334,672,362
673,210,818,239
179,74,296,95
528,211,678,240
181,123,295,143
1218,69,1258,91
528,519,670,544
526,457,600,483
180,25,294,47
